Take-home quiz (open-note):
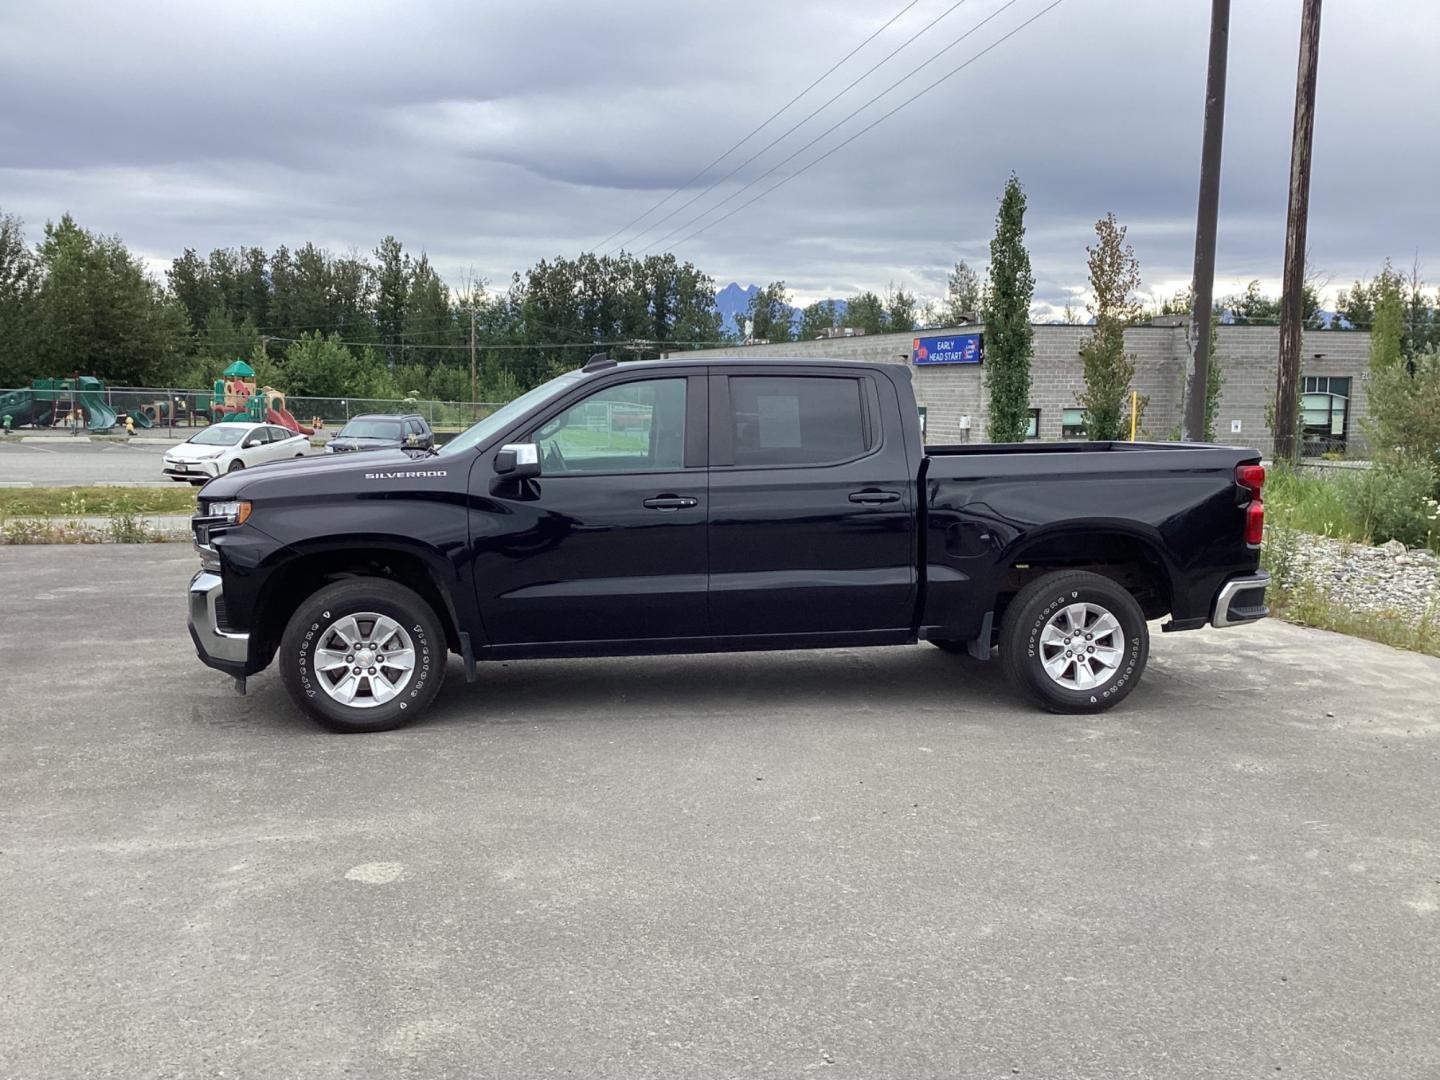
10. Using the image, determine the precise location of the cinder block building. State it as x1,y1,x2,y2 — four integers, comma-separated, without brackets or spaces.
665,322,1372,457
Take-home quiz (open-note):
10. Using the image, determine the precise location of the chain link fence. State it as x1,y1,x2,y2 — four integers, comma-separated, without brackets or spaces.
1,385,506,438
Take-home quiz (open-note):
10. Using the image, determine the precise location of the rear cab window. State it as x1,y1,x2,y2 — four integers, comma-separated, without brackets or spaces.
723,375,873,468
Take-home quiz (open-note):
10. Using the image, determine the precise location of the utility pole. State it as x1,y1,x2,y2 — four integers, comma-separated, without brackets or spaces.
1274,0,1323,463
469,306,477,405
1182,0,1230,443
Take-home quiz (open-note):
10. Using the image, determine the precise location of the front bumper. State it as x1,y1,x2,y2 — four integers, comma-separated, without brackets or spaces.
188,570,250,674
164,459,219,479
1211,571,1271,628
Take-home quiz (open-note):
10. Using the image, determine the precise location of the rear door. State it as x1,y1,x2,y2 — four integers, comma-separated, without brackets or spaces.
471,371,709,647
707,368,916,637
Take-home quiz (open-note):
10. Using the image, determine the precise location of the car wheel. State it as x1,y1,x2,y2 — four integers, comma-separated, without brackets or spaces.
227,459,244,473
999,570,1149,714
280,578,447,733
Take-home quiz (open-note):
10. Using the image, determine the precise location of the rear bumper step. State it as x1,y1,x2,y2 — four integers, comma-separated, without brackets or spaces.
1211,571,1271,628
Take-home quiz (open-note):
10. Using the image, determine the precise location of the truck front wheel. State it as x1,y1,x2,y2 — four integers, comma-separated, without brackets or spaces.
999,570,1149,713
279,579,447,733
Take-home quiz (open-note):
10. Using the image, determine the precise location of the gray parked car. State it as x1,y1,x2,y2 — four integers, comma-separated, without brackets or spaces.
325,414,434,454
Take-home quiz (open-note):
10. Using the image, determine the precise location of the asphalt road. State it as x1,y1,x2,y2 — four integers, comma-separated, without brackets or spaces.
0,436,327,487
2,545,1438,1079
0,437,196,486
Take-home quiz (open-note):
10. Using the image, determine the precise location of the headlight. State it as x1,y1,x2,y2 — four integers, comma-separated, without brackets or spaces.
205,499,252,525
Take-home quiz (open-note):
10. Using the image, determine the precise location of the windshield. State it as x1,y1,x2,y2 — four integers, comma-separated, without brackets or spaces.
339,420,402,440
187,425,248,446
438,371,587,456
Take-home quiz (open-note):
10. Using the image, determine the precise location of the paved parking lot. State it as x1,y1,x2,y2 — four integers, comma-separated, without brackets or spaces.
2,545,1439,1079
0,436,324,487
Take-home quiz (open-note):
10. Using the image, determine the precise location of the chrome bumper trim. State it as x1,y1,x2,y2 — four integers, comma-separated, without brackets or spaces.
188,571,249,663
1211,571,1271,628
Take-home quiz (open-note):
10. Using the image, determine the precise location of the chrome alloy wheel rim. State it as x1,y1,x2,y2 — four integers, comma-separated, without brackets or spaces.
1039,602,1124,691
314,612,416,708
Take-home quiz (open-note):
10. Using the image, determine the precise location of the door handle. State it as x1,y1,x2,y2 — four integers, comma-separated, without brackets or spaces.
848,489,900,504
643,495,699,511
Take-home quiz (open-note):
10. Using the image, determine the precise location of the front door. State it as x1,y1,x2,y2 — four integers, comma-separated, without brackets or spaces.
471,373,708,647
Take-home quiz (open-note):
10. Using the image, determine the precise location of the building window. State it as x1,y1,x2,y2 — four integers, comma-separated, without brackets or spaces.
1300,376,1350,455
1026,408,1040,439
1062,408,1087,439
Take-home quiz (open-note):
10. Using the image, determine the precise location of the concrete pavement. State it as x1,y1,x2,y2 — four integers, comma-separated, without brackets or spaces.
1,545,1438,1079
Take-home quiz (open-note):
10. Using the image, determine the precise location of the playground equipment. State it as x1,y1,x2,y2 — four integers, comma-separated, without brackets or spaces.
0,377,118,433
209,360,314,436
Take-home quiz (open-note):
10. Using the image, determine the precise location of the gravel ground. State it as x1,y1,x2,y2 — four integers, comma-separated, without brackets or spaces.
1274,530,1440,623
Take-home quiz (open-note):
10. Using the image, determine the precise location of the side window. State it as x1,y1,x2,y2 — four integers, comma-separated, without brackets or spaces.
270,426,289,441
729,376,868,467
533,378,686,474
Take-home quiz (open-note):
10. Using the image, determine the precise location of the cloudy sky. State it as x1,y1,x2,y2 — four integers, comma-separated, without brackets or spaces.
1,0,1435,317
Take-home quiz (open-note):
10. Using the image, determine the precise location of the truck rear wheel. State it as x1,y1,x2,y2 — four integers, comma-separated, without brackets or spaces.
999,570,1148,713
279,578,446,733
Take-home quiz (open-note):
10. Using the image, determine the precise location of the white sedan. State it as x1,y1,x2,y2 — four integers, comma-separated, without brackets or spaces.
162,421,311,484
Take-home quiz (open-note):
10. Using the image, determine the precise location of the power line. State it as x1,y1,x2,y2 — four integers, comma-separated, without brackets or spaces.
667,0,1071,251
259,334,736,353
609,0,975,255
646,0,1028,254
591,0,921,254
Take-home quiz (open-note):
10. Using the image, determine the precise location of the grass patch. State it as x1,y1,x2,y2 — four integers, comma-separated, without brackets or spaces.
1267,583,1440,659
0,486,197,519
1265,465,1370,542
0,516,173,544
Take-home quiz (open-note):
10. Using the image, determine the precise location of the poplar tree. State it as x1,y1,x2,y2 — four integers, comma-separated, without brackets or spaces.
981,175,1034,442
1078,212,1141,440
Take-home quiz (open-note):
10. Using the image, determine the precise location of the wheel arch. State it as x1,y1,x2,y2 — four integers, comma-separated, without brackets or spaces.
994,523,1177,624
251,538,463,669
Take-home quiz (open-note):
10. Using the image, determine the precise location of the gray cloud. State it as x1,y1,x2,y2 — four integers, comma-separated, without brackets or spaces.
2,0,1436,316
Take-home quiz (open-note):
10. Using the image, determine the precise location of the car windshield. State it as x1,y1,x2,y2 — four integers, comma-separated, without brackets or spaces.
187,425,248,446
437,371,587,456
339,420,402,440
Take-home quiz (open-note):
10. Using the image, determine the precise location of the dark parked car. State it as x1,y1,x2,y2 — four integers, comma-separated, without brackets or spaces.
188,355,1270,732
325,413,433,454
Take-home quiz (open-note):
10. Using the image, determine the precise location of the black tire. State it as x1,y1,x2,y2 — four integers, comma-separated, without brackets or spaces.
999,570,1149,714
227,459,244,472
280,578,447,733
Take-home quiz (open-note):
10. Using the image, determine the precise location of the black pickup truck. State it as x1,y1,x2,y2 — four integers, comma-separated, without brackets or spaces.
187,355,1270,732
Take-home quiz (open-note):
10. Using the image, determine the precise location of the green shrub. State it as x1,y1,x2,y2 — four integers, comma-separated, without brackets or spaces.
1347,459,1440,549
1365,346,1440,472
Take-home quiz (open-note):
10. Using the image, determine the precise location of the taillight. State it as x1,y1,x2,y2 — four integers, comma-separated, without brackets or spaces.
1237,464,1265,497
1237,464,1265,545
1245,501,1265,545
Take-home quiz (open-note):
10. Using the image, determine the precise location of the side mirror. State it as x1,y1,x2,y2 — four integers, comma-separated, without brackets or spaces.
494,442,541,479
242,437,258,448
